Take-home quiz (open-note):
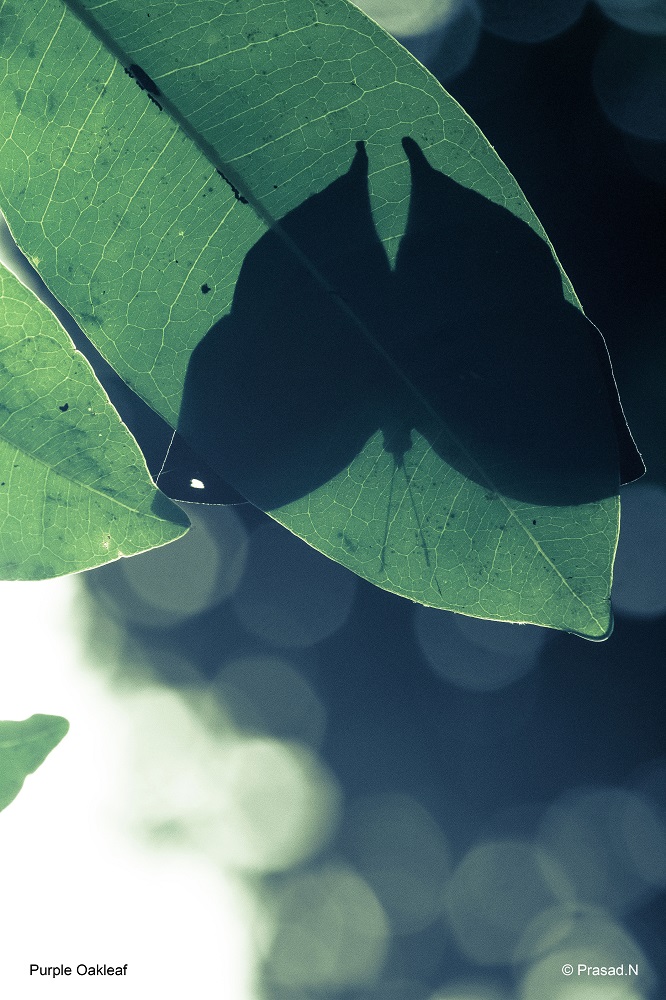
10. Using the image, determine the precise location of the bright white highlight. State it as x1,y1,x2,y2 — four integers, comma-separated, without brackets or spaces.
0,578,258,998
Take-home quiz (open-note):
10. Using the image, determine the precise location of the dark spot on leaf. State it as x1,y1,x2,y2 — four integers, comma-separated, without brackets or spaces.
58,403,69,412
125,63,161,96
216,168,248,204
201,283,211,294
532,519,537,525
80,311,101,326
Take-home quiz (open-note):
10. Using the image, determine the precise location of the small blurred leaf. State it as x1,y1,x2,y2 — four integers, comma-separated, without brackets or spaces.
0,714,69,812
0,260,189,580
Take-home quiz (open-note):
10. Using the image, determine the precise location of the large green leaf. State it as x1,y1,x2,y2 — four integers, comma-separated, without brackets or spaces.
0,259,189,579
0,714,68,812
0,0,642,634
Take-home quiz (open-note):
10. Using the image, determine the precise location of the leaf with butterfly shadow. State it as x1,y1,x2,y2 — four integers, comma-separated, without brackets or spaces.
0,0,643,630
179,138,642,640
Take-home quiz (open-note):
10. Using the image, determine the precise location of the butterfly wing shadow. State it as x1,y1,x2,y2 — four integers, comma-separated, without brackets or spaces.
178,141,402,511
178,137,642,521
391,137,643,506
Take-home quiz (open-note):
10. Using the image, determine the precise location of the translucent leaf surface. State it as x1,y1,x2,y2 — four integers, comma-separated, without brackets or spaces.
0,714,68,812
0,260,189,579
0,0,642,634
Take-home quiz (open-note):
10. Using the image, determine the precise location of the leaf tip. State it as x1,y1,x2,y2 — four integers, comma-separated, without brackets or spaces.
569,605,614,642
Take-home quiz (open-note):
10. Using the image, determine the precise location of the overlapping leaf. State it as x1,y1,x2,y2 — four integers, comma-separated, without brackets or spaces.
0,259,189,578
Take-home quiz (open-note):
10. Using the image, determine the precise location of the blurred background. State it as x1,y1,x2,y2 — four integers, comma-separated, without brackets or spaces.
1,2,665,998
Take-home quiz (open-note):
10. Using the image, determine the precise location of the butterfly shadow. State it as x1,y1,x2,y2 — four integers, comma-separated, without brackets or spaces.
177,138,642,515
